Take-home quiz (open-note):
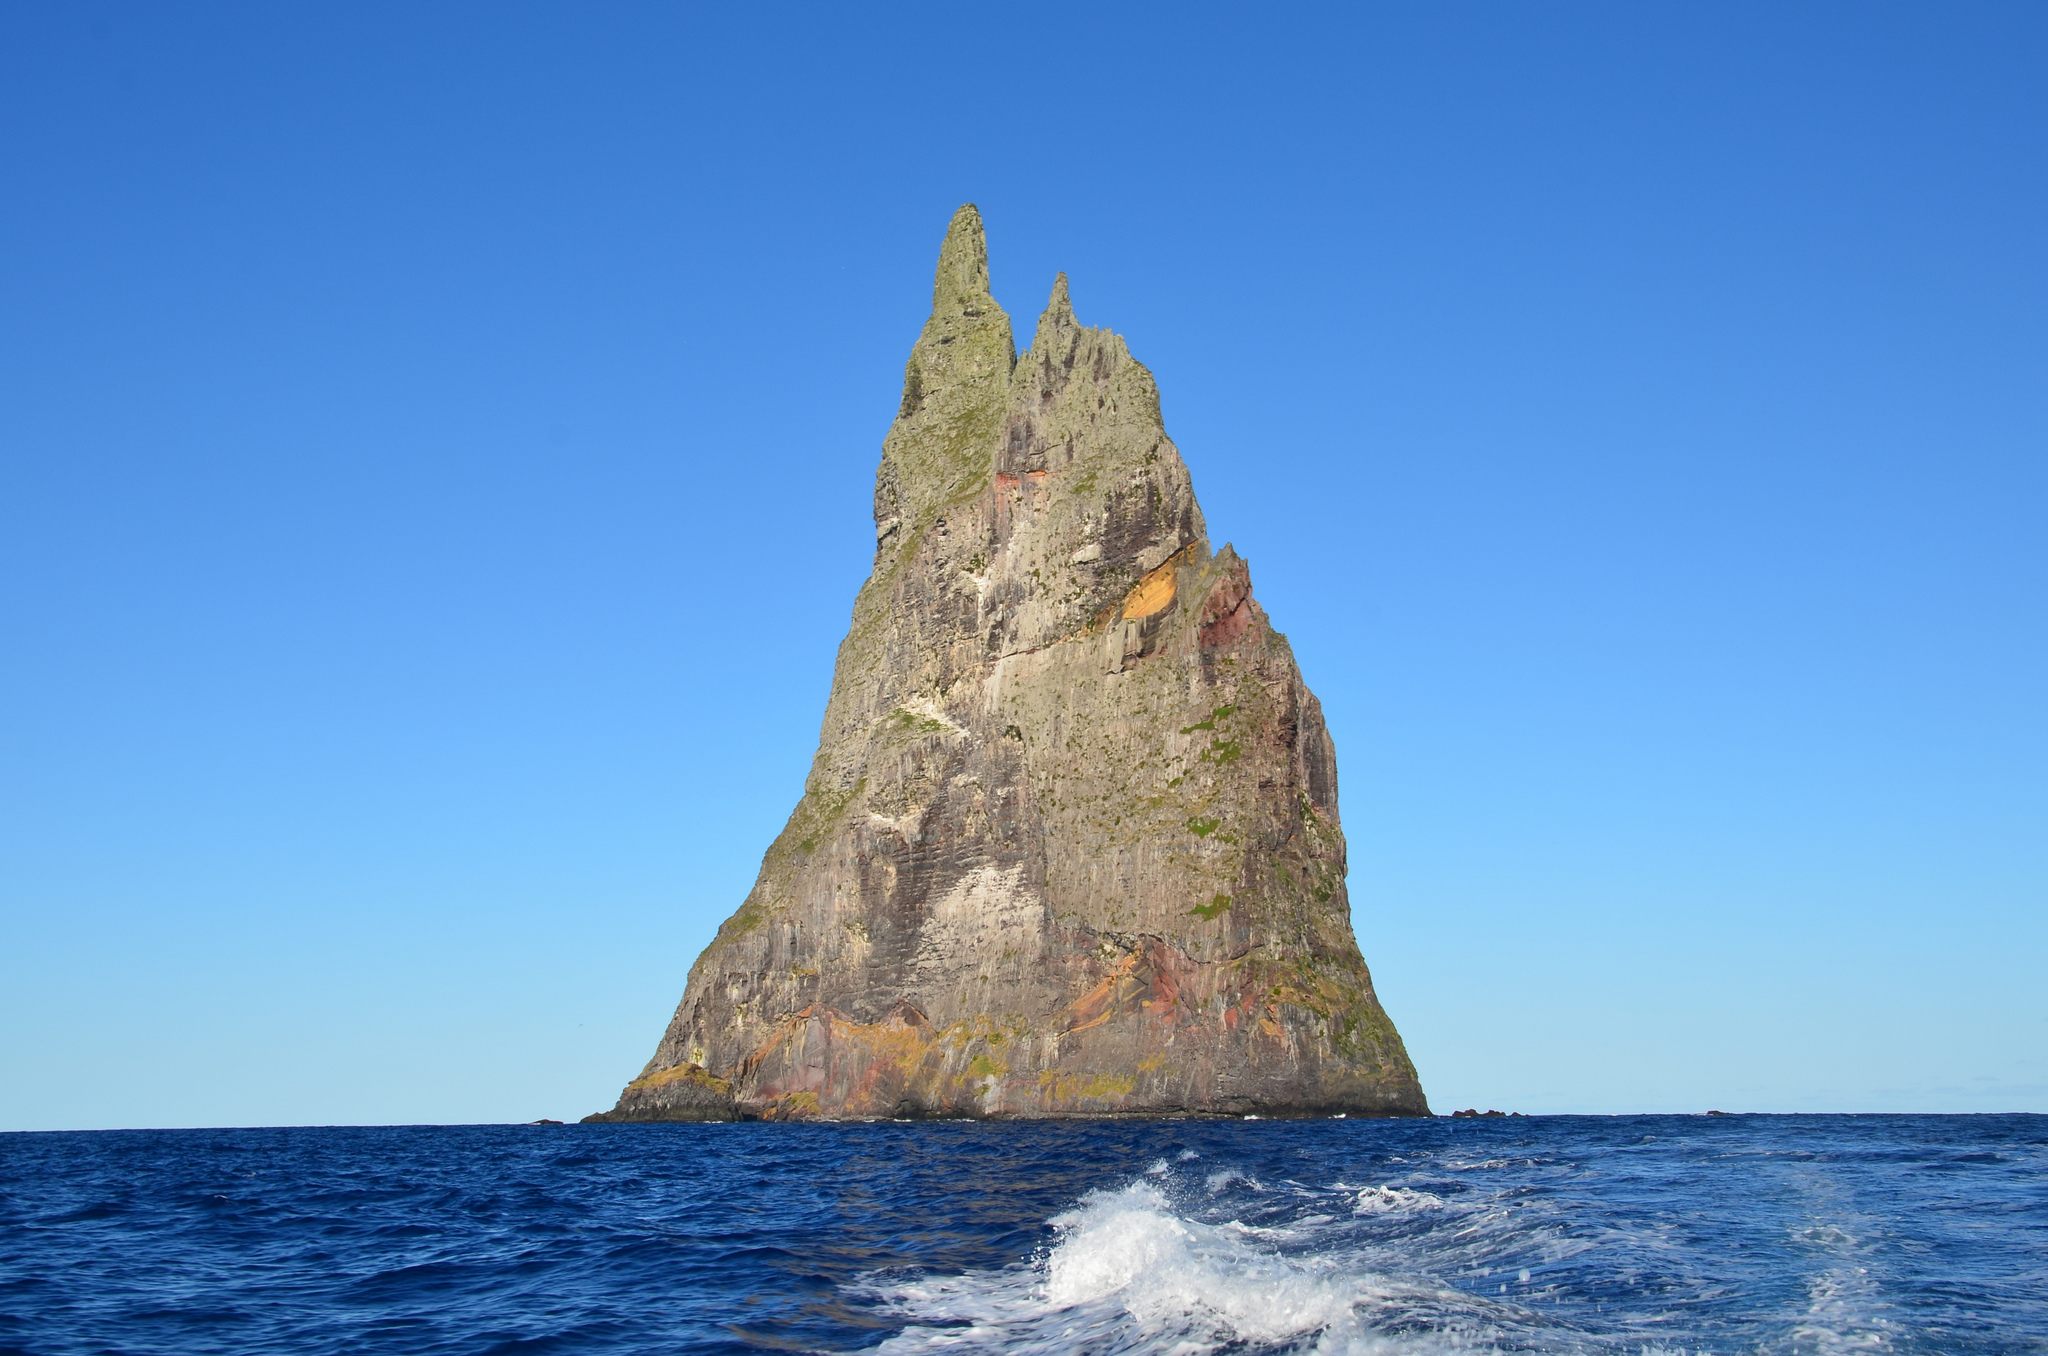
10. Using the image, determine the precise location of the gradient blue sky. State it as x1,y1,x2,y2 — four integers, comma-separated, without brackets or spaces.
4,4,2043,1130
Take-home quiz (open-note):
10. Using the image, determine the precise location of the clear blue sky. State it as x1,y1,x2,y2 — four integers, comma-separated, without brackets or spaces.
3,4,2043,1130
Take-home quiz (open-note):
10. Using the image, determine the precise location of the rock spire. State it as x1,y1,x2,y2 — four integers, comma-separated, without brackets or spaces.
590,207,1426,1121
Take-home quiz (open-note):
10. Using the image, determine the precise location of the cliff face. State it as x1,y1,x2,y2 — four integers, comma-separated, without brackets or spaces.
591,207,1425,1122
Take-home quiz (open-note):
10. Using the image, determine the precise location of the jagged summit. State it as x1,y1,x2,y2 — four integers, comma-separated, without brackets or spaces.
1040,271,1074,329
590,209,1425,1122
930,203,993,308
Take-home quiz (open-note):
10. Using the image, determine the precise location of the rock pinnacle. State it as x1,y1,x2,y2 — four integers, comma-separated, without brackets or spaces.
931,203,992,310
589,210,1427,1123
1039,272,1075,331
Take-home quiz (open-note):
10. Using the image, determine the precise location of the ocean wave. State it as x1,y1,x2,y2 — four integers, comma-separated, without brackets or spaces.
871,1175,1509,1354
862,1143,1915,1355
5,1117,2040,1354
1353,1185,1447,1215
1204,1167,1259,1193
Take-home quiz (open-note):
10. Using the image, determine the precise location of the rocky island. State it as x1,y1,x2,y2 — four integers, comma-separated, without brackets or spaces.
590,207,1425,1121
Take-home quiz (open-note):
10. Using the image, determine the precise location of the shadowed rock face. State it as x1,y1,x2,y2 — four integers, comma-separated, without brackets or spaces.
589,207,1427,1122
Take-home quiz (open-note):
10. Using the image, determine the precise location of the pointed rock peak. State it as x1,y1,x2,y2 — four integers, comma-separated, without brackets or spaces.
592,207,1429,1127
1038,272,1075,331
931,204,992,311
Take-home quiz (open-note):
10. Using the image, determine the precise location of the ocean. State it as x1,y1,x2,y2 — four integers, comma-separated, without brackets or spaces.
0,1115,2041,1354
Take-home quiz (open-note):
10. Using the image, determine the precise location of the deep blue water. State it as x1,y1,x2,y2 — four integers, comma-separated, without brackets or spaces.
1,1115,2042,1354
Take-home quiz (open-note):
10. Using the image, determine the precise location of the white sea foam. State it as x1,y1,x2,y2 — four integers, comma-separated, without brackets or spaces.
867,1139,1939,1355
857,1111,2048,1355
1789,1269,1894,1355
1353,1184,1447,1215
873,1176,1513,1354
1785,1217,1896,1355
1043,1182,1353,1333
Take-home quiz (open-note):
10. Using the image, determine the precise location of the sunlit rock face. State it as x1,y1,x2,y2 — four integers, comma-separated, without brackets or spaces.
590,207,1426,1122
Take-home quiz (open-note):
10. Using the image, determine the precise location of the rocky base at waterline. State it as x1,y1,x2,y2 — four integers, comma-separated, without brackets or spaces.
590,207,1426,1123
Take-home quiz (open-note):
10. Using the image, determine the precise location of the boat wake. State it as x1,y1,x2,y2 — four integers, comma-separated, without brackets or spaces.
858,1135,1935,1355
4,1117,2037,1354
864,1151,1643,1354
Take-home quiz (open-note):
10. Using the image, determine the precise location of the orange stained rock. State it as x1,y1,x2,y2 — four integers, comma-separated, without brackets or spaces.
1121,560,1178,620
1062,950,1146,1033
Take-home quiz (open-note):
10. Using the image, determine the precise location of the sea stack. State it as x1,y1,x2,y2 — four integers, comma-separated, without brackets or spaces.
591,207,1426,1121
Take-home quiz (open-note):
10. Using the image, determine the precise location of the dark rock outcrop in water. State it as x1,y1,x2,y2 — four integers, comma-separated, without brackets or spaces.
590,207,1426,1122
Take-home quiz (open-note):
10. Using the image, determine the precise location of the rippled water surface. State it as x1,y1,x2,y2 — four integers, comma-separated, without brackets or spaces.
2,1115,2043,1353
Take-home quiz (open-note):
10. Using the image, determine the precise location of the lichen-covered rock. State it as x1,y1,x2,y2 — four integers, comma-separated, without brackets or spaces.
587,206,1426,1123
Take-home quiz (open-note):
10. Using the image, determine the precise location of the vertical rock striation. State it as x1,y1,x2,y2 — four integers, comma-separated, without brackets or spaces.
590,206,1426,1121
